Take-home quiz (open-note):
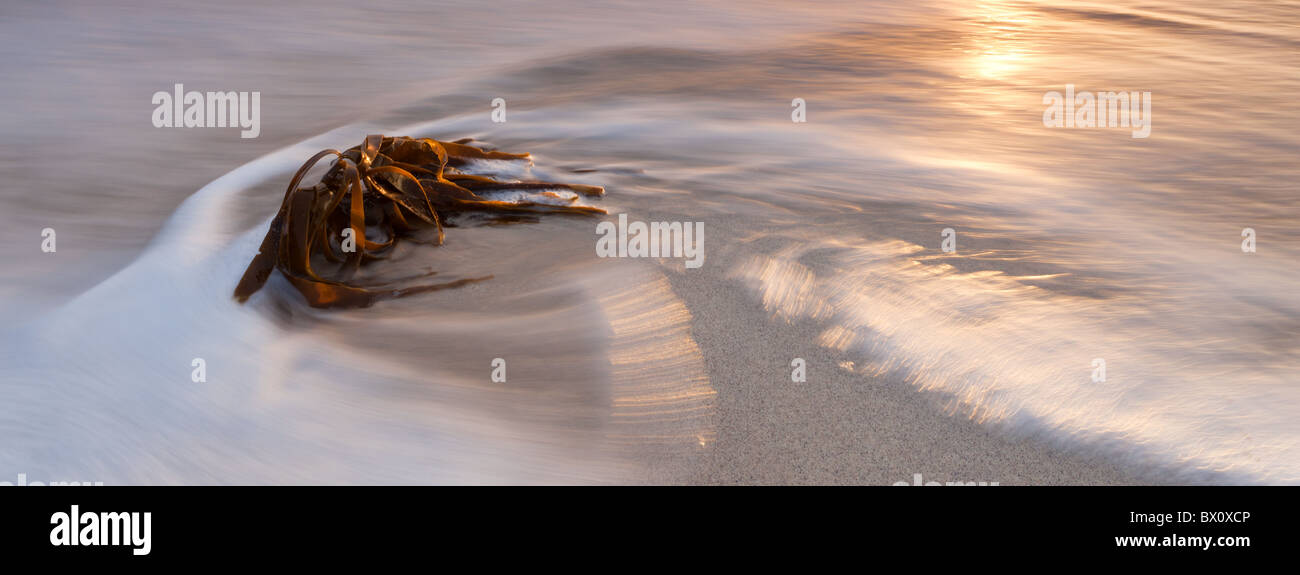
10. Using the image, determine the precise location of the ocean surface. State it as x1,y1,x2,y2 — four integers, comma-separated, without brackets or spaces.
0,0,1296,483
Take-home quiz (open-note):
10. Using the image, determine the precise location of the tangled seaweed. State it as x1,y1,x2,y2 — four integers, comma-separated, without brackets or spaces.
234,134,605,308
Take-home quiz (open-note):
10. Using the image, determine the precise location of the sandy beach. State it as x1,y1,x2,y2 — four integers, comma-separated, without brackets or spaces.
1,0,1295,485
659,223,1160,485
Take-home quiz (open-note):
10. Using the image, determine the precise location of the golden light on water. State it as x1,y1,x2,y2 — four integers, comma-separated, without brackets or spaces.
964,2,1036,80
3,0,1297,487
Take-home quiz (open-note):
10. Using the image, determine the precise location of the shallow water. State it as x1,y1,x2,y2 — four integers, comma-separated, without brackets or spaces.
1,0,1296,483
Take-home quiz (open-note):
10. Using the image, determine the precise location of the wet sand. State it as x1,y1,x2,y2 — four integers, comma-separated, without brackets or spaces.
4,1,1293,485
661,225,1162,485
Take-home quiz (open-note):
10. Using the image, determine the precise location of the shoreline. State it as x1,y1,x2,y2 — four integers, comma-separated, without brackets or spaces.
616,208,1202,486
666,268,1167,485
584,181,1271,484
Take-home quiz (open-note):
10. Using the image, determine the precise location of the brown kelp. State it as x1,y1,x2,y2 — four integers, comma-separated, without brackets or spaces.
234,135,605,308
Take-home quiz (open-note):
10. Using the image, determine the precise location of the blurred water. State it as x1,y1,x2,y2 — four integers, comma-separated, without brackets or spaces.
0,0,1296,483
